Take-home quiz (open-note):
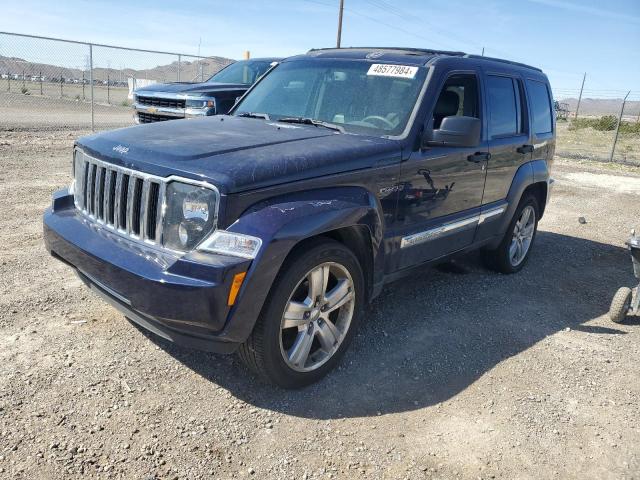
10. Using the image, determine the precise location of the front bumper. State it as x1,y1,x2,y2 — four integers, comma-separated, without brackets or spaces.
44,190,252,353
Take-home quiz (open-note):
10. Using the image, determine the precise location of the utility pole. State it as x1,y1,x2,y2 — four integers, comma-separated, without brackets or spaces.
610,91,630,162
336,0,344,48
574,72,586,119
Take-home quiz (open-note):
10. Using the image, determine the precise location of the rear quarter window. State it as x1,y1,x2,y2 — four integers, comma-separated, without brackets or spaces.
526,79,553,135
486,75,522,138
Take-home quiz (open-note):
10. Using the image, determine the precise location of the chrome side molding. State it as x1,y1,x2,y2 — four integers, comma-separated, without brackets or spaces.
400,205,507,249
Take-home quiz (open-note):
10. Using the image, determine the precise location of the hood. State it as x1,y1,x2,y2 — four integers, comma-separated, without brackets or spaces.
77,116,400,193
134,81,248,95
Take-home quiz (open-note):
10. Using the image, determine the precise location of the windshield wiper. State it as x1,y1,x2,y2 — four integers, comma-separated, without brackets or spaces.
278,117,344,133
236,112,270,120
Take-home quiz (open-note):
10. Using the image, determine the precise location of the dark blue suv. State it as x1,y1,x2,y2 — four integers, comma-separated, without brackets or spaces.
44,48,555,388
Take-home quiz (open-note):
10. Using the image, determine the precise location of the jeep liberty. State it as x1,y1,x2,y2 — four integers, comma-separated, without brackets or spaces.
44,48,555,388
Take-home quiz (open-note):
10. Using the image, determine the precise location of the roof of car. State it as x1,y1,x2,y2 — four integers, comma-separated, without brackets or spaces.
243,57,283,62
301,47,543,73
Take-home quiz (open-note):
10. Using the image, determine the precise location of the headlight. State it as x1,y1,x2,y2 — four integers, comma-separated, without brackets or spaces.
198,231,262,259
162,182,219,251
185,98,215,109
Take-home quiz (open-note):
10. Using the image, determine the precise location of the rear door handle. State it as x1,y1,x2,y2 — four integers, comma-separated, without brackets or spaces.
467,152,491,163
517,144,534,154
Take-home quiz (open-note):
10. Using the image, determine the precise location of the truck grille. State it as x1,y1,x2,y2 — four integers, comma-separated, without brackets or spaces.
73,150,164,244
137,112,177,123
137,96,185,109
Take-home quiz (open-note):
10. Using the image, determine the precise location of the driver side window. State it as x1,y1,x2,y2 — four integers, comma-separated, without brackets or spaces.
432,74,480,129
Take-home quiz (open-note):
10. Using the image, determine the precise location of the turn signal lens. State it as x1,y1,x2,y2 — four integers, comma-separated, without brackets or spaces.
228,272,247,306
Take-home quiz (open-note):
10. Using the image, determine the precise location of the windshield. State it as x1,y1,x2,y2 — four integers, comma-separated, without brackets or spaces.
207,60,274,85
233,59,428,136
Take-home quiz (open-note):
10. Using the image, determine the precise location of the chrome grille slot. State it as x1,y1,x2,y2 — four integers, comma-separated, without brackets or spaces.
119,174,130,231
146,182,160,240
131,178,144,236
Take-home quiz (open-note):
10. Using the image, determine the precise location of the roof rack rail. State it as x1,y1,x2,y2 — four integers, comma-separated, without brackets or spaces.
308,47,467,57
464,54,542,72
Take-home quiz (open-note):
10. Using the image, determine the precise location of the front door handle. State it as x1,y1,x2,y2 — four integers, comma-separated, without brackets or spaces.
517,144,534,154
467,152,491,163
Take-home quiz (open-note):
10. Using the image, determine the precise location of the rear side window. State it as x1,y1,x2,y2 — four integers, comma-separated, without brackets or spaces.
526,79,553,134
486,76,522,138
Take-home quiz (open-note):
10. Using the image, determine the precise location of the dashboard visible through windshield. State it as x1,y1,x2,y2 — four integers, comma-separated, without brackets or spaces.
233,59,428,136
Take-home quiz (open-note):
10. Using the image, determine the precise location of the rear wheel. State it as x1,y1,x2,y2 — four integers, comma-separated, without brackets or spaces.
609,287,632,324
238,238,364,388
484,194,539,274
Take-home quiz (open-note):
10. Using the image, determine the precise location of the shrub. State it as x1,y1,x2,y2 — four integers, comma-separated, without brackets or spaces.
569,115,618,132
20,86,29,95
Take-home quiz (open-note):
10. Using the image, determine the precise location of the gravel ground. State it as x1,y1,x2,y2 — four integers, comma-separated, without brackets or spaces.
1,124,639,480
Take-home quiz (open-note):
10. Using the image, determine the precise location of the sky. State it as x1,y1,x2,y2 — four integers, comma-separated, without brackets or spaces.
0,0,638,97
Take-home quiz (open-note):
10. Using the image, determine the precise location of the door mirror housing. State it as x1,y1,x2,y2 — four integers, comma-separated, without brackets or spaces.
424,116,481,148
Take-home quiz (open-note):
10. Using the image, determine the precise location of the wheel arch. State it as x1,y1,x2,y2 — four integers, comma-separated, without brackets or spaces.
218,186,385,344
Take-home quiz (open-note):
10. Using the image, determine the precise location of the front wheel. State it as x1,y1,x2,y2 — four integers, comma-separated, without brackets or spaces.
238,238,364,388
483,195,540,274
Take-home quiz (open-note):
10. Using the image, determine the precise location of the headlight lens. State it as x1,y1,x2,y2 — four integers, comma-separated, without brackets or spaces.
162,182,218,251
198,231,262,259
185,98,215,109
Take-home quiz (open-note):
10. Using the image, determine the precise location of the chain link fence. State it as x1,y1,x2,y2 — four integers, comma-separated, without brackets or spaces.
0,32,233,130
554,88,640,166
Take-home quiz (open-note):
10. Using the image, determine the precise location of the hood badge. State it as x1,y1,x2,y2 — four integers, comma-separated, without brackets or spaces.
113,145,129,155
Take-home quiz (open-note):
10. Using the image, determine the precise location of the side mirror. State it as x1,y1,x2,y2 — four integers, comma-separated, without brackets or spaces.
424,116,481,148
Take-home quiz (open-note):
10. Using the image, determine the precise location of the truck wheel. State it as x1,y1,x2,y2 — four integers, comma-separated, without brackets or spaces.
609,287,632,323
238,238,364,388
483,194,539,274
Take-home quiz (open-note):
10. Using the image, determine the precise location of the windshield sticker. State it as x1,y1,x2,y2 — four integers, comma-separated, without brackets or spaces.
367,64,418,79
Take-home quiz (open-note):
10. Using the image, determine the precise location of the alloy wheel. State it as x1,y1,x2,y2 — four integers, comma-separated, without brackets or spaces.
509,205,536,266
279,262,355,372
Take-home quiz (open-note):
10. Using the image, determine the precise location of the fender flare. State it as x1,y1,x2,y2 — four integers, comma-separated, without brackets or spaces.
216,186,384,343
491,159,550,241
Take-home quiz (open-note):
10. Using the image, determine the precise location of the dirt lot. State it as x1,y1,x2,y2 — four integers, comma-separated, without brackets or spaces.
1,122,640,480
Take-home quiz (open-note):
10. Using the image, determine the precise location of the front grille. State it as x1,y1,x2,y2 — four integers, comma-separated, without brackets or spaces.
137,112,178,123
137,96,185,109
74,150,164,244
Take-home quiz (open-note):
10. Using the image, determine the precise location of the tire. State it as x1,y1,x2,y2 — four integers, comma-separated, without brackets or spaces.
483,194,540,274
238,238,364,388
609,287,632,324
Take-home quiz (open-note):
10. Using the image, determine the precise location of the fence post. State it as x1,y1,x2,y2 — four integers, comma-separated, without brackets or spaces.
89,43,94,131
107,74,110,104
609,91,630,162
22,69,25,90
82,71,85,99
575,72,586,119
39,70,43,95
7,71,9,91
177,54,181,82
60,69,63,97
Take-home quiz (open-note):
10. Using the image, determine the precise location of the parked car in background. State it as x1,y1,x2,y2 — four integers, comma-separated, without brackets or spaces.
44,47,555,388
132,58,281,123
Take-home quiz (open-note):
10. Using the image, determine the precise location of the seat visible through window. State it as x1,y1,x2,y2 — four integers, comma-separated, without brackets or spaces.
432,74,479,129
